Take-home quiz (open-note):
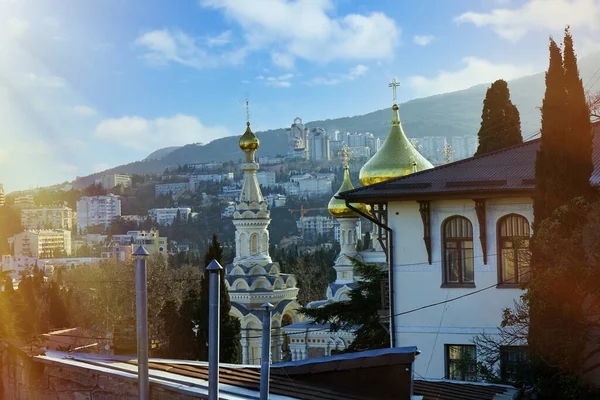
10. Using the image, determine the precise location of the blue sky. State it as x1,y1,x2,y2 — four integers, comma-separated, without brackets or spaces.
1,0,600,192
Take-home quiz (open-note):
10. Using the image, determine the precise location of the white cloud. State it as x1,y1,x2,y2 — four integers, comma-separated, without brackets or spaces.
413,35,435,46
578,36,600,56
206,30,232,46
4,17,29,39
306,64,368,86
407,57,534,97
455,0,600,42
22,73,66,89
71,105,97,116
93,114,230,151
260,73,294,88
134,29,247,69
271,52,295,69
200,0,399,66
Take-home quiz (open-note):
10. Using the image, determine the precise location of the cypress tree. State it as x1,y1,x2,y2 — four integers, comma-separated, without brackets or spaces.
475,79,523,156
533,38,570,228
563,27,594,199
198,234,241,362
530,30,596,397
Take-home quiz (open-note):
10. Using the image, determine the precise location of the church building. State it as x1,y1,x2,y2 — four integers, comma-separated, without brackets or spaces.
225,119,304,365
339,119,600,380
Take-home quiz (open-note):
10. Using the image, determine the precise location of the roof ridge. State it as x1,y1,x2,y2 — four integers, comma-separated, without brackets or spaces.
340,138,541,196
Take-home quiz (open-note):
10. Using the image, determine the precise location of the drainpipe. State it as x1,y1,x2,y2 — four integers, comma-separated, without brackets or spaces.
206,260,223,400
260,302,274,400
344,201,395,348
133,245,150,400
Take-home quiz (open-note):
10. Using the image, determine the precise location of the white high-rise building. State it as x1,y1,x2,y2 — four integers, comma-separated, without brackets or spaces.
256,171,277,188
286,117,309,159
308,127,330,161
76,194,121,232
21,206,75,230
148,207,192,226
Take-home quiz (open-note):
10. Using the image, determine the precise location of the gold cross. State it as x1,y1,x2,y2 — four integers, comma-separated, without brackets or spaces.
338,144,352,167
245,95,250,123
388,78,400,103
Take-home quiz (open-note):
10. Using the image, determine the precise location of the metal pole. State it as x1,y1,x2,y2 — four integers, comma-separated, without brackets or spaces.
134,245,150,400
206,260,223,400
260,302,274,400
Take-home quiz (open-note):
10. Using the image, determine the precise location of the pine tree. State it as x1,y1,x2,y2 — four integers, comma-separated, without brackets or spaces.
474,79,523,156
301,258,389,352
198,234,241,362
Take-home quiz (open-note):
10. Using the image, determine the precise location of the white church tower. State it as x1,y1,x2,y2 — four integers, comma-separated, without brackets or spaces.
225,113,303,365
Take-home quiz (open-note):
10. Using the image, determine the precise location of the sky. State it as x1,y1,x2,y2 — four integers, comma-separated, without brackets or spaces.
1,0,600,192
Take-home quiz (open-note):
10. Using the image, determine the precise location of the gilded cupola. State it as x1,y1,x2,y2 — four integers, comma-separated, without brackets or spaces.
359,80,433,187
328,147,368,218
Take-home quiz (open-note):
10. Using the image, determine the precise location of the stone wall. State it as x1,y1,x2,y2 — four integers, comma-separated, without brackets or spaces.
0,340,197,400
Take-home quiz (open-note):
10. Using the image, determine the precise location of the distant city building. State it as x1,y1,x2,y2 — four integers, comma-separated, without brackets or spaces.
278,182,300,196
256,171,277,188
297,216,334,237
308,128,330,161
149,207,192,226
188,161,223,171
286,117,309,160
416,135,477,164
257,156,284,165
221,203,236,219
120,215,147,225
13,194,35,208
8,229,72,258
296,176,333,197
76,194,122,232
154,182,190,198
264,194,287,208
189,172,234,188
106,230,167,260
101,174,131,190
21,207,75,230
1,255,101,280
0,183,4,207
329,140,344,159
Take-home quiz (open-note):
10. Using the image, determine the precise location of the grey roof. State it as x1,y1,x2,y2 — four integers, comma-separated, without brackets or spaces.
339,123,600,202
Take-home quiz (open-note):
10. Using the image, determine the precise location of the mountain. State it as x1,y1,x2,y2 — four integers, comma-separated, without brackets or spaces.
144,146,182,161
76,52,600,187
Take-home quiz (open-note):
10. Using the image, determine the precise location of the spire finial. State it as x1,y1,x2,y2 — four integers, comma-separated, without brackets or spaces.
388,78,400,103
245,93,250,125
338,143,352,167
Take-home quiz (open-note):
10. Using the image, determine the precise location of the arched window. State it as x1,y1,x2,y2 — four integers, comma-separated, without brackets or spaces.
443,216,474,285
250,233,258,255
497,214,531,285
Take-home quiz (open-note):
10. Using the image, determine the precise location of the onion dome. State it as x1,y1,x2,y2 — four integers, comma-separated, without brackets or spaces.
239,122,260,162
239,122,259,152
328,165,368,218
359,104,433,187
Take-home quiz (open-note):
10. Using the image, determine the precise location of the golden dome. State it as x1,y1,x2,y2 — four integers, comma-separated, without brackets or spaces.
329,165,368,218
239,122,260,152
359,104,433,186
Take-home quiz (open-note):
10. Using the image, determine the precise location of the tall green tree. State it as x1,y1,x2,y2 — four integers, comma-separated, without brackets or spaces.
301,258,389,352
198,234,241,362
529,29,597,399
475,79,523,156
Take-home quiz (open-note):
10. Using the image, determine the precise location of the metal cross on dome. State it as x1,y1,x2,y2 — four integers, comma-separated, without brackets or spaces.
338,144,352,167
245,95,250,123
388,78,400,103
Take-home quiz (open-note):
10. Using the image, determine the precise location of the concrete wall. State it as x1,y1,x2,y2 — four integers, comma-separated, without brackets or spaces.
388,198,532,379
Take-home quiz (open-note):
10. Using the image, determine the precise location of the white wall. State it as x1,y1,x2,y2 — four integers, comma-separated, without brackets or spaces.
387,197,532,379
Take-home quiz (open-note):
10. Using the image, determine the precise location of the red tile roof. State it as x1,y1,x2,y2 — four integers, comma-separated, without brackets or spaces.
339,122,600,202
